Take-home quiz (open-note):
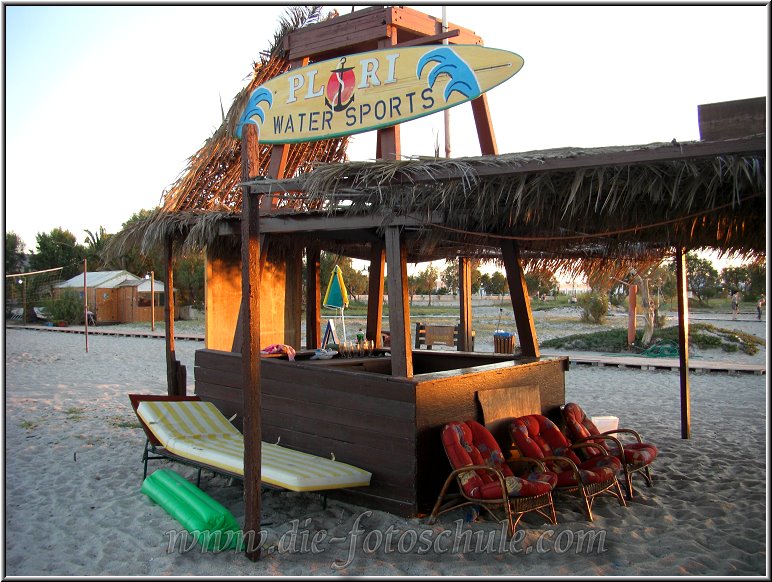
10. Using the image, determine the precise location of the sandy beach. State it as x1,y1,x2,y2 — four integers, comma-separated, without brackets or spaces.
3,316,767,576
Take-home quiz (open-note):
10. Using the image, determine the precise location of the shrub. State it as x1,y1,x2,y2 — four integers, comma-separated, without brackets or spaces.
577,291,609,324
45,290,83,324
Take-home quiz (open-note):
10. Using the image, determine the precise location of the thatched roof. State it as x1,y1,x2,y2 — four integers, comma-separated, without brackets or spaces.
106,6,349,257
242,134,765,277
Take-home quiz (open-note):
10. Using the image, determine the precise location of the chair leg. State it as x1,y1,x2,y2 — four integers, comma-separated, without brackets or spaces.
428,473,459,525
613,478,627,507
142,440,150,480
643,465,654,487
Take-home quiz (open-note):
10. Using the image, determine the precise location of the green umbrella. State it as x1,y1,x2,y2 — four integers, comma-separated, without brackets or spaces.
323,265,349,340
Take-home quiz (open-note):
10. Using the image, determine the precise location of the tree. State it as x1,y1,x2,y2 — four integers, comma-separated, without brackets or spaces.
5,231,27,274
441,261,459,296
174,254,205,307
415,264,439,305
671,253,720,305
83,227,111,270
486,271,509,298
524,268,558,297
29,228,86,279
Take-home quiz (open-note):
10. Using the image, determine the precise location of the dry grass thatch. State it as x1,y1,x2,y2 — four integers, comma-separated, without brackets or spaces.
267,141,766,273
105,6,348,259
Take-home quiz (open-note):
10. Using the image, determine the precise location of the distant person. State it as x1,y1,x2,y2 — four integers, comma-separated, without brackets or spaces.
731,291,741,319
757,296,765,321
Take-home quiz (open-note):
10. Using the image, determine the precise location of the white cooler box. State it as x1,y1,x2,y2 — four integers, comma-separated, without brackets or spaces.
591,415,619,433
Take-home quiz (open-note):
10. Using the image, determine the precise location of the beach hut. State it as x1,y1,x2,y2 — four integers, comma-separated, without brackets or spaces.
108,6,765,559
54,270,171,324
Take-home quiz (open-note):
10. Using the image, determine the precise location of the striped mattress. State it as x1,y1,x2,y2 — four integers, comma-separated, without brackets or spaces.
136,400,371,492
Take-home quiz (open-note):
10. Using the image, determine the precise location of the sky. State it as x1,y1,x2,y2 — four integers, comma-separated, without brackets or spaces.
4,4,769,268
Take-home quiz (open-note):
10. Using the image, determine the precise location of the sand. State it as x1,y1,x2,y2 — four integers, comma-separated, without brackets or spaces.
3,320,767,576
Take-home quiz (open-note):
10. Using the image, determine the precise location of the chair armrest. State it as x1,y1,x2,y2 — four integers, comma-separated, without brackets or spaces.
445,464,510,500
541,455,583,482
572,434,624,457
602,427,644,444
507,456,549,474
570,440,611,456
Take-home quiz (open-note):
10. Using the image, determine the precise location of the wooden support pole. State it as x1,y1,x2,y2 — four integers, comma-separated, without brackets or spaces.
675,247,691,439
240,123,262,561
306,244,321,349
501,239,539,358
164,237,183,395
376,28,401,162
385,227,412,377
366,242,385,347
628,284,638,348
458,257,473,351
471,93,498,156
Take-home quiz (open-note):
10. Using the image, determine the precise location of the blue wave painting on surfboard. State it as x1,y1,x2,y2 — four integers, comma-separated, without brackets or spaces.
236,87,273,140
416,47,482,102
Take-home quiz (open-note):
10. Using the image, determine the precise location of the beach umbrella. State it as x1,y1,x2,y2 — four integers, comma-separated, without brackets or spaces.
323,265,349,341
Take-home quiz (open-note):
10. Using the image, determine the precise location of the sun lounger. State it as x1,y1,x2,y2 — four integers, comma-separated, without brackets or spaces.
129,394,371,493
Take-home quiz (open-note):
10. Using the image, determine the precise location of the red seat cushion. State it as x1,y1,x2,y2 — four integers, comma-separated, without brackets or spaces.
563,402,658,467
509,414,622,487
441,420,556,500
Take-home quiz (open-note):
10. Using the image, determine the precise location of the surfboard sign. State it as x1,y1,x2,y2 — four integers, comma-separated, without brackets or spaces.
235,44,524,144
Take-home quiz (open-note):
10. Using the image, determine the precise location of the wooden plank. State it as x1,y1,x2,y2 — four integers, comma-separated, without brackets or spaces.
385,227,413,377
393,29,460,48
501,239,539,357
262,393,415,437
386,6,482,44
698,96,766,141
477,384,541,450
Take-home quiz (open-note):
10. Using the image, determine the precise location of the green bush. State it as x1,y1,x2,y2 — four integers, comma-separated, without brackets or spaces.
45,290,83,324
577,292,609,324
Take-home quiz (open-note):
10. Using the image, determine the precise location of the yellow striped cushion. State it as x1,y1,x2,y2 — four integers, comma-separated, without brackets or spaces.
136,400,371,491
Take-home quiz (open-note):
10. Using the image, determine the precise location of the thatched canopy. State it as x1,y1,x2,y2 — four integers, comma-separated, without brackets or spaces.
238,134,765,278
107,6,349,258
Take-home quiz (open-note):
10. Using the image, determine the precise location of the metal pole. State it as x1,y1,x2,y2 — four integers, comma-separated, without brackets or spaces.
442,7,451,159
150,270,155,332
84,259,88,353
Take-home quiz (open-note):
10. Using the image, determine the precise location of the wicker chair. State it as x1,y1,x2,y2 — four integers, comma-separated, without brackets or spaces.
561,403,658,500
509,414,627,521
429,420,557,535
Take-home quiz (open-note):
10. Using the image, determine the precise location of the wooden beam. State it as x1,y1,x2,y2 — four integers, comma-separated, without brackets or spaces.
458,257,473,351
240,123,262,561
501,239,539,358
306,245,321,349
675,247,691,439
366,242,385,347
393,29,460,48
385,227,413,377
377,29,401,162
285,242,303,350
470,93,498,156
257,210,443,233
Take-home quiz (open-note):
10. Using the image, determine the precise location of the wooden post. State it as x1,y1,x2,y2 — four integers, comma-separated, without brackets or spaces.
306,244,321,349
501,239,539,358
164,237,182,396
366,242,385,347
241,123,262,560
376,29,401,162
458,257,473,351
385,227,412,377
471,93,498,156
675,247,691,439
628,284,638,348
150,270,155,332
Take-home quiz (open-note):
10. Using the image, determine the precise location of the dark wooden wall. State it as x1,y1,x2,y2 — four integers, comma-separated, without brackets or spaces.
194,348,568,516
195,349,418,515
